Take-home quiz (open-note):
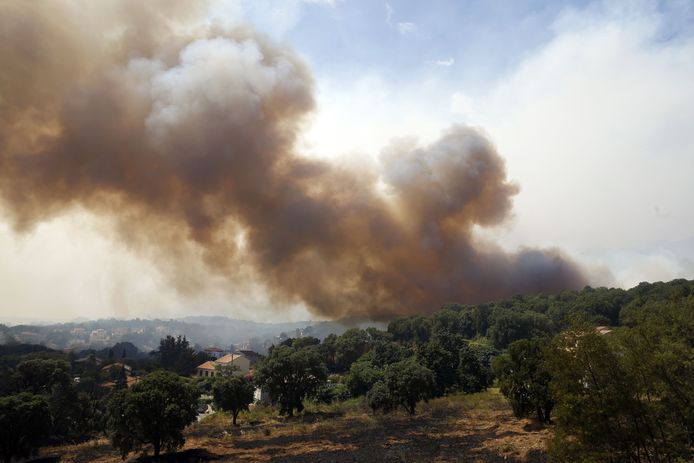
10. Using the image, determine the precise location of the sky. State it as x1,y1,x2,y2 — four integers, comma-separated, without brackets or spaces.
1,0,693,323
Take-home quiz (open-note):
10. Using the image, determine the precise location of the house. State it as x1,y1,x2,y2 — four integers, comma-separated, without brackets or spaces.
89,329,110,344
195,352,250,378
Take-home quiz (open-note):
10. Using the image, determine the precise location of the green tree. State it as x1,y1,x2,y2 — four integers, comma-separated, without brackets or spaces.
107,370,199,458
151,335,208,376
254,345,327,417
15,358,90,439
212,375,255,426
383,358,435,415
458,341,493,393
366,380,393,414
345,357,383,397
368,340,410,367
334,328,369,372
48,379,91,439
546,311,694,462
16,358,71,394
493,337,553,423
387,315,431,345
0,393,51,463
419,335,461,396
318,333,338,372
488,310,553,349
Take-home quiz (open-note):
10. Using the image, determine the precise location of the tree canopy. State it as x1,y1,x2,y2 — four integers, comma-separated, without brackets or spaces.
0,393,51,463
107,370,200,458
254,344,327,417
212,375,255,426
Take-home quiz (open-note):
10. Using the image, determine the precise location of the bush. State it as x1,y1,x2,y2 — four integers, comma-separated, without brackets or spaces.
312,381,350,404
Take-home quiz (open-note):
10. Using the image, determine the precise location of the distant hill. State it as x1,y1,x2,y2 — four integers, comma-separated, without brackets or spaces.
0,315,382,354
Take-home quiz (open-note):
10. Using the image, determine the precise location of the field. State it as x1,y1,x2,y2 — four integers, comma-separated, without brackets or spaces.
38,389,550,463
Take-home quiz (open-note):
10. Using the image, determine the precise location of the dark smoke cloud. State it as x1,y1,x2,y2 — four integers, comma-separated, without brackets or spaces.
0,1,588,320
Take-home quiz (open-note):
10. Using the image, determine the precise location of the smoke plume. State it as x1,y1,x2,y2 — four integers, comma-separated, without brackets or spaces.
0,1,587,319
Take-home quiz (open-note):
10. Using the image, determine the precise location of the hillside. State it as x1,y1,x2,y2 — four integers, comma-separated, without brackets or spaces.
39,390,549,463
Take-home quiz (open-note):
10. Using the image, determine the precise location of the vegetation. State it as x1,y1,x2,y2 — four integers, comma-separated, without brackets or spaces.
151,335,210,376
254,344,328,417
212,374,255,426
545,303,694,462
107,370,200,458
0,278,692,461
0,393,51,463
493,337,553,423
383,357,435,415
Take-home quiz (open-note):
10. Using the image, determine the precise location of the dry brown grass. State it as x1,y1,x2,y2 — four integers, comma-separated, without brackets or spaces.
37,389,550,463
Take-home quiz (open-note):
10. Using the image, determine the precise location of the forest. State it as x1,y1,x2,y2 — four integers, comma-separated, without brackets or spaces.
0,279,692,462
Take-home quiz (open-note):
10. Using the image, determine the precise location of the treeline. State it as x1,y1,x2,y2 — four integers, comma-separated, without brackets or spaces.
248,279,694,461
0,280,692,462
0,335,211,461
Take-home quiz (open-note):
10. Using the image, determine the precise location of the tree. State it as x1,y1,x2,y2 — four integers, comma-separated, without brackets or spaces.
107,370,199,458
0,393,51,463
48,378,91,439
15,358,89,439
345,357,383,397
458,341,493,393
368,340,410,368
419,335,462,396
16,358,71,394
292,336,321,349
387,315,431,344
546,311,694,462
151,335,208,376
366,381,393,414
493,338,553,423
334,328,369,372
212,375,255,426
318,334,338,372
488,310,554,349
254,345,327,417
383,358,435,415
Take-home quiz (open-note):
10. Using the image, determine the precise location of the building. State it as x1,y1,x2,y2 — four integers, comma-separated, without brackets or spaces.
89,329,109,344
195,352,251,378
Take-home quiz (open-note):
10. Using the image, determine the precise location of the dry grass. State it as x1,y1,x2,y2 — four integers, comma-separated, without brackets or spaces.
37,389,550,462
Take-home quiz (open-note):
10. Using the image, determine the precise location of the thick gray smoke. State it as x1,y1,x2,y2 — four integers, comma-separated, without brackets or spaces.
0,1,587,319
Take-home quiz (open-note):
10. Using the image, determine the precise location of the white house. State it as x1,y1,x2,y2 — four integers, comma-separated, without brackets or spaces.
195,352,250,378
